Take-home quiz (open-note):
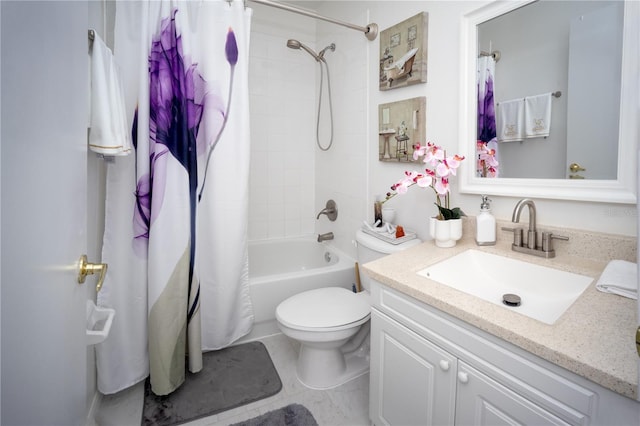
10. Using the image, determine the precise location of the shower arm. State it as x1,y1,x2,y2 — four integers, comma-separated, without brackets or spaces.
247,0,378,41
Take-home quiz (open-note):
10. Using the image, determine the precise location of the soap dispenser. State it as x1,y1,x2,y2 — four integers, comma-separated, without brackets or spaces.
476,195,496,246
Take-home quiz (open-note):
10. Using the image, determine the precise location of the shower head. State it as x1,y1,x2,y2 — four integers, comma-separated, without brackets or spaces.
286,38,324,62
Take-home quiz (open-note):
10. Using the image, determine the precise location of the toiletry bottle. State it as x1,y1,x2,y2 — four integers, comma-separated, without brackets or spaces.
476,195,496,246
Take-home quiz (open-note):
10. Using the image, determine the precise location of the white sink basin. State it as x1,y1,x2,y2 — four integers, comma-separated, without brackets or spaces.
417,249,594,325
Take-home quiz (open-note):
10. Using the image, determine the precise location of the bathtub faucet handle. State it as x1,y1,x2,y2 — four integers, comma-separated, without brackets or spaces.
317,232,334,242
316,199,338,221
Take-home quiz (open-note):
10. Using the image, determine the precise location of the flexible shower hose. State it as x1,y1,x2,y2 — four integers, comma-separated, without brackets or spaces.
316,59,334,151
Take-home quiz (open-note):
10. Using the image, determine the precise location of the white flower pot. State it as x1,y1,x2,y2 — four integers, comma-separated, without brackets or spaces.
429,217,462,248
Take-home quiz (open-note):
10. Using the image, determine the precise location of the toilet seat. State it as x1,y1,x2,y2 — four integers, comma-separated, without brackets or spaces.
276,287,370,332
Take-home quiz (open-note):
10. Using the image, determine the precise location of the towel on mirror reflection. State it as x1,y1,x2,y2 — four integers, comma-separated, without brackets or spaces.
524,93,552,138
497,99,524,142
595,259,637,300
89,32,132,156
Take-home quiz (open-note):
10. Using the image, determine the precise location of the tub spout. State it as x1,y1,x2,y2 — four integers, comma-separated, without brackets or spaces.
317,232,334,242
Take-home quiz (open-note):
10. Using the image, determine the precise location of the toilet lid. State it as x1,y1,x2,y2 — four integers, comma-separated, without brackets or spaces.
276,287,370,330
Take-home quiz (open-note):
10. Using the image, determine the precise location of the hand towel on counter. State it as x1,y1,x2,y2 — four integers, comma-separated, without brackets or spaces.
595,259,637,300
89,32,132,156
524,93,552,138
496,99,524,142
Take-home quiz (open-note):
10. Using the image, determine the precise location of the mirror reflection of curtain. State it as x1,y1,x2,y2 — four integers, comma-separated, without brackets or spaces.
477,56,499,177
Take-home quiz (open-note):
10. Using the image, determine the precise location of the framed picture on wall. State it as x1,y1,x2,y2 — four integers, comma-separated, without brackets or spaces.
378,96,426,162
379,12,428,91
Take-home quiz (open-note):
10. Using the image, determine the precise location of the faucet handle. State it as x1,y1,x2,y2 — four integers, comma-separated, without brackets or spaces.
541,232,569,253
501,226,523,247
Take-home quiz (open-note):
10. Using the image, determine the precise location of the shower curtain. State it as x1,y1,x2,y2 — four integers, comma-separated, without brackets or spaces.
477,55,499,177
97,0,254,396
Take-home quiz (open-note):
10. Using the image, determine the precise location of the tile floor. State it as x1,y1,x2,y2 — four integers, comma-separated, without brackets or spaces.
95,333,371,426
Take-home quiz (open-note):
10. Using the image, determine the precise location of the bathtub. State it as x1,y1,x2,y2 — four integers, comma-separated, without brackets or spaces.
237,237,356,343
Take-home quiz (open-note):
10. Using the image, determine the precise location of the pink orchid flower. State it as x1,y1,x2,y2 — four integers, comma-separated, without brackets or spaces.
384,141,466,220
422,142,445,167
416,171,433,188
479,148,498,167
436,154,465,178
434,176,449,195
412,143,427,161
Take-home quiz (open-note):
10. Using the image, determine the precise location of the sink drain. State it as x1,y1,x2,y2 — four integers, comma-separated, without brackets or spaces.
502,293,521,307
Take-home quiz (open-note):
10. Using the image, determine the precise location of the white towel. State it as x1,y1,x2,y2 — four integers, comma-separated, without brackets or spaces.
595,259,637,300
89,32,132,156
524,93,552,138
497,99,524,142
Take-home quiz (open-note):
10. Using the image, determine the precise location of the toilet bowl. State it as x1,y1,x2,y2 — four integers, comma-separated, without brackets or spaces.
276,286,370,389
276,230,421,389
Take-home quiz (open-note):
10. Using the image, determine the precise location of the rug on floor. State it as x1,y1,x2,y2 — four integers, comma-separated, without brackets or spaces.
230,404,318,426
141,341,282,426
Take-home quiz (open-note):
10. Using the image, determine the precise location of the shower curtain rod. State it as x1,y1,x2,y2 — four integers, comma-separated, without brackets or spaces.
247,0,378,41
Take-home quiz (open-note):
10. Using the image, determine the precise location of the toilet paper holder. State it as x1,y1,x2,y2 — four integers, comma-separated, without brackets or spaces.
77,254,108,292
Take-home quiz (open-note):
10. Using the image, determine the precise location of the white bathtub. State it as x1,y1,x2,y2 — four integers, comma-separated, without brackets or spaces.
237,237,356,343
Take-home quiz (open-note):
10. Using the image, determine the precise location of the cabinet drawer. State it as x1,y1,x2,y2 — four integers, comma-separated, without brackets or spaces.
372,282,596,424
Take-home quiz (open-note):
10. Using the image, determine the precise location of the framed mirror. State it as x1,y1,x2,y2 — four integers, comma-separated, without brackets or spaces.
458,0,639,203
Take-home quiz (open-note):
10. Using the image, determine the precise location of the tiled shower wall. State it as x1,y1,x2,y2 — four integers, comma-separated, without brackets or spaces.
248,4,318,240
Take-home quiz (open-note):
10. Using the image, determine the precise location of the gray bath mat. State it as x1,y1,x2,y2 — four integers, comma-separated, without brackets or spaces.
230,404,318,426
141,341,282,426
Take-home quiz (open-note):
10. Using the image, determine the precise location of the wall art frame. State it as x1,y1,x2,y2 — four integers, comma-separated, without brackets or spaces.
379,12,429,91
378,96,426,162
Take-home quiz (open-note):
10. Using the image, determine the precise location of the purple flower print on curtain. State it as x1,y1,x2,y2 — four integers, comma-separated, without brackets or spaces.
134,13,238,253
130,8,239,395
199,28,238,200
477,65,496,143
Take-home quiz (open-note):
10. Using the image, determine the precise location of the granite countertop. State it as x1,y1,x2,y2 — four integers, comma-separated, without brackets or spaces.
361,230,638,400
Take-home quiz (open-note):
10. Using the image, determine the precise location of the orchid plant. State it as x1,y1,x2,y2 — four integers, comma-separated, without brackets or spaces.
383,142,466,220
476,141,499,178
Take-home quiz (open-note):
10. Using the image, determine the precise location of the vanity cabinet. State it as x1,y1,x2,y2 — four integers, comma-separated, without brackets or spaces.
370,309,457,425
369,280,640,426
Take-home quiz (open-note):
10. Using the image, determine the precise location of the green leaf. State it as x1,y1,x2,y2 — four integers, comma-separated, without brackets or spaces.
435,204,466,220
451,207,466,219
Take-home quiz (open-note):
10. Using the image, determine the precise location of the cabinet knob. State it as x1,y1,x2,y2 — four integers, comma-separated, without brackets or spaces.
457,371,469,384
439,360,450,371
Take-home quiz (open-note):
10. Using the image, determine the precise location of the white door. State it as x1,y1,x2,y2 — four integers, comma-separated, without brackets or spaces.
1,1,89,425
565,3,623,180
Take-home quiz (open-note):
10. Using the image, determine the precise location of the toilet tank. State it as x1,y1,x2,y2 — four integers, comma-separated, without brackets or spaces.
355,230,421,290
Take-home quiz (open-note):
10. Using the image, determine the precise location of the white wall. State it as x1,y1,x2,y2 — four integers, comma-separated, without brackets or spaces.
314,2,371,257
313,0,636,249
248,4,318,240
87,1,114,421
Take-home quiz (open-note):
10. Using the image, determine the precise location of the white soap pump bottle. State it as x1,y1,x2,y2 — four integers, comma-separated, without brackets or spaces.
476,195,496,246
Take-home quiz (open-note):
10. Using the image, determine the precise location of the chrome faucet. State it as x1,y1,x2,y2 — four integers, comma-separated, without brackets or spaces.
502,198,568,258
316,199,338,221
317,232,334,242
512,198,537,249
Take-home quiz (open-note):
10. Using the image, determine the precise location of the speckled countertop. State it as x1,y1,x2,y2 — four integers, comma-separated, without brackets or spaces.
361,221,638,400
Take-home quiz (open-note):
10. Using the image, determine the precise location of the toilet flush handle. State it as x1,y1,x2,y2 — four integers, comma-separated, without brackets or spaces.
77,255,108,292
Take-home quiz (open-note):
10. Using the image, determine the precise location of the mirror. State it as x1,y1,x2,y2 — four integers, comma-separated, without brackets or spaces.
459,0,638,203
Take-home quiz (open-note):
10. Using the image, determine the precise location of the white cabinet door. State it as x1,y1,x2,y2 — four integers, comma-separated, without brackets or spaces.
370,310,457,426
455,361,571,426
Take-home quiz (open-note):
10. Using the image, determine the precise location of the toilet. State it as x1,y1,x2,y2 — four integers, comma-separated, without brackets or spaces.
276,229,421,389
